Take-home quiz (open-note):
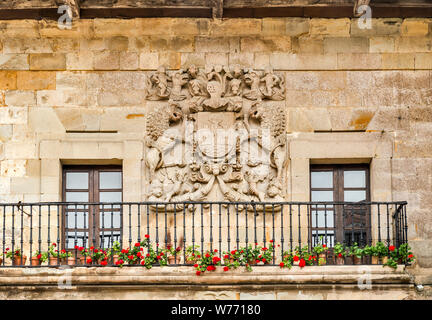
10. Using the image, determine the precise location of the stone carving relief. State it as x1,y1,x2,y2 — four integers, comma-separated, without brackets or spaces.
145,65,287,207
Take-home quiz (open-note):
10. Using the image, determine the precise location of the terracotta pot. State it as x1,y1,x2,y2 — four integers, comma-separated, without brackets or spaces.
318,253,326,265
248,259,257,265
49,256,60,266
112,254,120,265
186,259,197,265
335,256,345,265
371,256,379,265
31,257,41,266
13,255,27,266
352,255,362,265
381,256,389,264
168,256,181,265
0,257,2,265
80,256,93,265
66,257,76,266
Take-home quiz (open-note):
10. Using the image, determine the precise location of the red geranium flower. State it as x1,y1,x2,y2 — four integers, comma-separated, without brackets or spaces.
145,234,150,239
408,254,413,259
101,260,107,266
214,249,218,253
94,249,98,253
262,258,267,263
121,249,128,254
323,244,327,248
52,243,56,247
389,245,395,252
224,254,229,259
146,253,150,257
156,255,161,260
338,253,343,258
61,249,66,253
74,245,79,249
135,243,140,247
137,252,142,258
231,250,236,255
262,247,268,251
196,271,201,276
223,266,229,272
299,258,306,268
280,262,284,268
141,260,145,265
293,255,299,262
79,246,84,251
205,253,210,258
37,254,42,260
269,240,274,243
86,257,92,264
128,255,134,260
255,259,260,263
194,264,199,268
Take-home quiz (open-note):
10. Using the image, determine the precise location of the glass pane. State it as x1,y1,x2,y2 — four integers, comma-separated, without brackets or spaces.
312,231,334,247
66,192,89,202
99,210,121,229
99,192,122,203
66,172,88,190
66,232,88,249
100,172,122,189
311,171,333,188
311,191,333,202
311,210,334,228
344,190,366,202
66,211,88,229
344,170,366,188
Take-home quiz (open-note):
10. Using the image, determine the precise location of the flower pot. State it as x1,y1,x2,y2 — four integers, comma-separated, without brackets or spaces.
80,256,93,265
381,256,389,264
31,257,41,266
0,257,2,265
112,254,120,265
186,259,196,265
66,257,76,266
247,259,257,265
371,256,379,265
318,253,326,265
352,255,362,265
335,256,345,265
168,256,181,265
49,257,60,266
13,255,27,266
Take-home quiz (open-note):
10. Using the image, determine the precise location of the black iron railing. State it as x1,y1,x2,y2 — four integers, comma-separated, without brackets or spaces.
0,201,408,267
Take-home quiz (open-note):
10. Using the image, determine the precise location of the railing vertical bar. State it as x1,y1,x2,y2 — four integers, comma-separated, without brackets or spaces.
174,204,177,264
235,204,239,252
101,204,105,249
200,204,204,257
47,205,51,262
377,204,381,243
386,204,390,248
29,205,33,267
289,204,292,254
20,204,24,266
164,204,168,253
11,205,15,266
280,204,284,261
2,205,5,266
57,204,60,266
137,204,141,244
314,205,318,247
298,204,301,252
74,204,78,265
218,203,222,258
227,204,230,253
128,204,132,250
262,204,266,248
183,204,186,265
271,204,275,264
156,204,159,255
403,204,408,245
253,203,257,247
192,203,196,262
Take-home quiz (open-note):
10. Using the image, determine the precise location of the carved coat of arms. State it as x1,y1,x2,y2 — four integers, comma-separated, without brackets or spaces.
145,65,287,205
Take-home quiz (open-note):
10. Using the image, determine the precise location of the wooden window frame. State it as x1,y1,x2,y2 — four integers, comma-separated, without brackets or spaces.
310,164,371,246
62,165,123,249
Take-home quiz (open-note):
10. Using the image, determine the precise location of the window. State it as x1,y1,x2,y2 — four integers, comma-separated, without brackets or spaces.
62,165,122,250
310,164,370,247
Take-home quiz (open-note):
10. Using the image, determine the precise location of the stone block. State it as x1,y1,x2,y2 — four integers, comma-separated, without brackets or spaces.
205,53,228,67
16,71,56,90
395,37,432,53
105,37,130,51
149,36,194,53
139,53,159,70
159,52,181,70
4,141,37,159
228,53,254,68
180,53,206,68
93,51,120,70
0,125,12,142
38,19,94,38
2,38,53,54
254,53,270,69
415,53,432,69
310,19,350,36
5,91,36,106
209,19,261,36
337,53,382,70
120,52,139,70
262,18,287,36
10,177,40,194
240,36,291,52
296,38,324,54
2,20,39,38
0,71,17,90
401,19,430,37
0,107,27,125
28,108,64,133
0,159,26,177
286,18,310,36
369,37,395,53
94,19,139,37
195,37,231,53
29,54,66,71
324,37,369,53
80,38,106,51
0,54,29,70
139,18,200,36
381,53,415,70
270,53,337,70
66,52,94,71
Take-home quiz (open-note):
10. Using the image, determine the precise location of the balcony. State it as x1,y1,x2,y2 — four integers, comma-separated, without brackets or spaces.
0,201,409,268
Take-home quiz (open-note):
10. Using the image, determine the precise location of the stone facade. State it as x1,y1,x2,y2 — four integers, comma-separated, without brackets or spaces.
0,17,432,297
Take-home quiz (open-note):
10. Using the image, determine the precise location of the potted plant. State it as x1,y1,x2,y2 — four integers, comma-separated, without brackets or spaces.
241,244,261,269
280,251,293,269
5,248,27,266
48,243,61,265
348,243,364,265
165,245,182,265
383,245,398,269
333,242,346,265
256,241,275,265
193,250,221,276
108,241,121,265
185,245,200,265
398,243,415,266
223,249,243,271
31,250,48,266
375,242,389,264
312,236,328,265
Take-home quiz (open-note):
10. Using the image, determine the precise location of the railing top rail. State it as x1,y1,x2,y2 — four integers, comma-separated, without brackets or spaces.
0,201,408,206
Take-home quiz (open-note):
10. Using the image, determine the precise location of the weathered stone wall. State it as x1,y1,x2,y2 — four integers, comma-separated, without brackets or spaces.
0,17,431,285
